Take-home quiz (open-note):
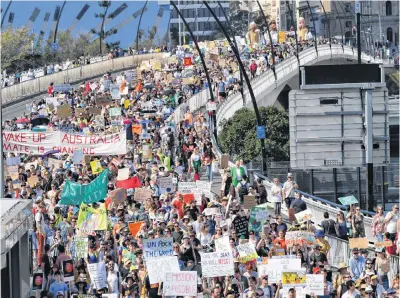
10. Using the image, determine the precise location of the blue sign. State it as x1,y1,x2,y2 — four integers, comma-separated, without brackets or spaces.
51,42,58,52
256,126,266,139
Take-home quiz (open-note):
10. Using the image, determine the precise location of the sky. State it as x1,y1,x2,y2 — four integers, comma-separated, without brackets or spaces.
0,1,171,48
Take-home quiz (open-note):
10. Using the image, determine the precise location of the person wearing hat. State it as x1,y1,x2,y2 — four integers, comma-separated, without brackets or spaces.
342,280,360,298
314,230,331,255
282,173,297,210
309,243,328,273
349,248,366,281
370,275,386,298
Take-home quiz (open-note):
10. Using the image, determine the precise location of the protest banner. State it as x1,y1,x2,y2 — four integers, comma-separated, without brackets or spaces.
90,160,103,175
60,170,109,205
128,221,144,237
306,274,324,295
375,241,393,247
157,177,173,193
54,83,72,92
76,203,108,231
134,188,153,201
206,101,217,111
109,188,126,205
294,209,313,223
285,231,315,247
73,149,84,165
249,206,269,232
75,237,88,259
117,168,130,181
262,258,302,283
146,256,180,284
87,261,107,289
232,215,249,239
349,237,369,249
201,251,234,278
164,272,197,296
27,176,39,187
178,182,197,194
183,193,195,204
215,235,230,252
243,195,257,210
282,269,307,287
57,105,72,119
63,259,75,281
272,247,286,256
237,243,259,263
32,272,44,290
2,131,127,155
203,208,220,216
143,237,174,259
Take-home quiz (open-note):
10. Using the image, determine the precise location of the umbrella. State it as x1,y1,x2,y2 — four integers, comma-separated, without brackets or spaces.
15,118,30,124
31,117,50,127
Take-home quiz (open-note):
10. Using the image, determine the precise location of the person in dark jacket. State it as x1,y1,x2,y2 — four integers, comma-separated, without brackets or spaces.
290,192,307,214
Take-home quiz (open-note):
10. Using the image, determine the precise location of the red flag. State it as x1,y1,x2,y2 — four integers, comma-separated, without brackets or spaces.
116,176,142,189
182,193,194,204
83,82,90,96
183,57,192,67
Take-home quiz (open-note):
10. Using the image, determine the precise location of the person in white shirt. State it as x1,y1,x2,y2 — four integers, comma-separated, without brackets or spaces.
270,177,282,216
384,204,399,241
106,261,120,294
342,280,360,298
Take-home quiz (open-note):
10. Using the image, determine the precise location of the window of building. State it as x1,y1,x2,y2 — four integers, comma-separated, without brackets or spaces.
386,1,392,15
345,21,352,28
387,27,393,42
345,3,351,12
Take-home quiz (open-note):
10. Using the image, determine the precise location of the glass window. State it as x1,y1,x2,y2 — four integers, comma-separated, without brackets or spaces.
345,21,352,28
387,27,393,42
386,1,392,15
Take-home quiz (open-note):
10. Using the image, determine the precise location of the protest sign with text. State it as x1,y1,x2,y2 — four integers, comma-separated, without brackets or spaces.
200,251,234,277
87,261,107,289
163,272,197,296
146,256,180,284
237,243,259,263
143,237,174,259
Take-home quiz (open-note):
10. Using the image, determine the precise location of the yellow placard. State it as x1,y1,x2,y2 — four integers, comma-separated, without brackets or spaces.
90,160,103,175
151,60,162,71
278,31,286,43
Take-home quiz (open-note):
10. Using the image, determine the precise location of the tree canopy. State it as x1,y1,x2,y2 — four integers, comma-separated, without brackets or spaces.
218,106,290,163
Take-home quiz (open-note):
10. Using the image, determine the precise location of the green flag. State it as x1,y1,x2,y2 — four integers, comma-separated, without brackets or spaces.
60,169,109,205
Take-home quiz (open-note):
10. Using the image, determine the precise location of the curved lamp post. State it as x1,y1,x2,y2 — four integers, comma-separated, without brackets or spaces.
203,1,267,174
1,0,12,29
136,0,148,52
170,1,217,139
53,0,67,44
286,1,300,65
256,0,276,80
306,0,318,55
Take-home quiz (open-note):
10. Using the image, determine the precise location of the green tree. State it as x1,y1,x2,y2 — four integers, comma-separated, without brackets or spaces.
0,27,35,69
218,106,289,163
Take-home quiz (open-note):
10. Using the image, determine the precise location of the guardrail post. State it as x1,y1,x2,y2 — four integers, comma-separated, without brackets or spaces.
310,169,314,195
333,168,338,203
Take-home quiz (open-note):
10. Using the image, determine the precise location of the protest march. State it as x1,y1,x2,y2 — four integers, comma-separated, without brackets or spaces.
2,28,399,298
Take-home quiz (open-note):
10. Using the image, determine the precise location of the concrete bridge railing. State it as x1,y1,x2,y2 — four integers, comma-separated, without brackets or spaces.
1,53,166,105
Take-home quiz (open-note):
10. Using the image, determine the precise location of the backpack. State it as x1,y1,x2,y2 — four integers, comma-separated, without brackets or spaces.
239,182,248,197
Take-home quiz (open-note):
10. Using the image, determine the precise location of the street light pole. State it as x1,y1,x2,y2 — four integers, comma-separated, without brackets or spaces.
136,0,148,52
286,1,300,64
1,0,12,29
203,1,268,174
53,0,66,44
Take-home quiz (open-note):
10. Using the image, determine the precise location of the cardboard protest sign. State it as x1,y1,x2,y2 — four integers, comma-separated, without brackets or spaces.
94,115,105,128
128,221,144,237
73,149,84,165
134,188,153,201
262,258,302,283
7,165,19,180
143,237,174,259
215,235,230,252
90,160,103,175
282,270,307,287
117,168,130,181
220,154,229,169
109,188,127,205
178,182,197,194
88,107,102,116
151,60,162,71
219,59,226,67
75,237,88,259
25,161,38,171
237,243,259,263
249,206,269,232
131,124,142,135
285,231,315,247
206,101,217,111
182,77,194,85
209,53,219,61
157,177,173,193
243,195,257,210
232,215,249,239
57,105,72,119
142,144,152,159
63,259,75,281
294,209,313,223
349,237,369,249
201,251,234,277
109,107,121,117
27,176,39,187
164,272,197,296
87,261,107,289
306,274,324,295
32,272,44,290
146,256,180,284
375,241,393,247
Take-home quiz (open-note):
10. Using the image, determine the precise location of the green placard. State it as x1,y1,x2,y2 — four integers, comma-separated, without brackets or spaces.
338,195,359,206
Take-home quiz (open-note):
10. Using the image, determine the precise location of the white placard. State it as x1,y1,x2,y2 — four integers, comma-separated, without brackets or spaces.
146,256,180,284
259,258,302,283
143,237,174,259
157,177,174,193
178,182,197,194
117,167,130,181
87,261,107,289
164,272,197,296
215,236,230,252
306,274,324,295
196,180,211,197
200,251,234,278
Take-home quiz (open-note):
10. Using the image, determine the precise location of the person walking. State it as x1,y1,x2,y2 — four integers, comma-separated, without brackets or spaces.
282,173,296,211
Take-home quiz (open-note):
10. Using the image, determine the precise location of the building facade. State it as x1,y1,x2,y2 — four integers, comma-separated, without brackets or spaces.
169,1,229,43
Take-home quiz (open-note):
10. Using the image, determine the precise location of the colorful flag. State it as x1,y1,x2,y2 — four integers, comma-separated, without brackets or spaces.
77,203,108,231
116,176,142,189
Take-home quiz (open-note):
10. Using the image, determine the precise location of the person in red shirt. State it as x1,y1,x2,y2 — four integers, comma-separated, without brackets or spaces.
47,82,54,95
272,229,287,251
172,193,185,219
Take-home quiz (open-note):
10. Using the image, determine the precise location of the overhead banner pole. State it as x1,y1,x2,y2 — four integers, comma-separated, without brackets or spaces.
67,3,90,33
36,12,51,49
26,7,41,31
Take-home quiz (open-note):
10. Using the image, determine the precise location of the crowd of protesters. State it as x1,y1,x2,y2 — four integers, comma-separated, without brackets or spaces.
2,36,399,298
